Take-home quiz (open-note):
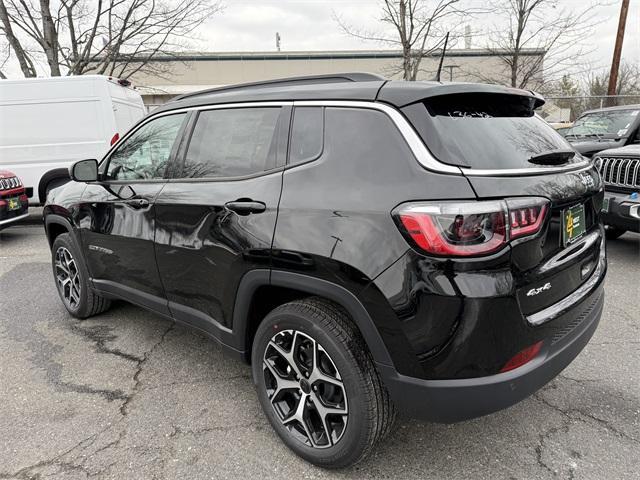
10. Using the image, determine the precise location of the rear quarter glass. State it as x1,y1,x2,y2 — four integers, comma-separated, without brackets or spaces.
404,93,584,170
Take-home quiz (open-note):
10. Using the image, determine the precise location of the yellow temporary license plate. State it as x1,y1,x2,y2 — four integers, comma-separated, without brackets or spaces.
562,203,586,246
7,197,21,211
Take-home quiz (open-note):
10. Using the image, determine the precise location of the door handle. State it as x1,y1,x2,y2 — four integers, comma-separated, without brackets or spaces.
225,200,266,215
125,198,150,208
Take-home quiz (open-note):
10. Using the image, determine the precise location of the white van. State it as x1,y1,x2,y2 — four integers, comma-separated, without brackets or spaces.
0,75,146,204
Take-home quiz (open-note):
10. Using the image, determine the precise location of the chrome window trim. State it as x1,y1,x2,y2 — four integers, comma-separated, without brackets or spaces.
293,100,463,175
461,161,592,177
100,102,293,170
117,99,594,178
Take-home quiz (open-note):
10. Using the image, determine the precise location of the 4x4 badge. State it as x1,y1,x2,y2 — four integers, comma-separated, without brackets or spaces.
526,282,551,297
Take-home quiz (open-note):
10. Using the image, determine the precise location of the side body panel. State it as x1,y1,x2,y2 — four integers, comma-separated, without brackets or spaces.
154,173,283,336
272,106,477,374
77,181,169,313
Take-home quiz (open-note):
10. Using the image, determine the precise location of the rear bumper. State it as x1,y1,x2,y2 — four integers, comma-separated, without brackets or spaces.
602,191,640,232
378,285,604,423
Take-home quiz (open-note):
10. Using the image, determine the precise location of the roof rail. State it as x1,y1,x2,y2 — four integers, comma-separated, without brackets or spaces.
173,72,386,101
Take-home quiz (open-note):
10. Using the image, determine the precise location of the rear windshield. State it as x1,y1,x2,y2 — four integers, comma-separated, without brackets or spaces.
565,108,639,139
417,93,577,170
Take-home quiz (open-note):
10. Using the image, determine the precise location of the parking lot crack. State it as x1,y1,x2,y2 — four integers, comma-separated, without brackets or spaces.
533,417,572,478
59,382,129,402
534,392,639,444
168,422,261,439
69,323,144,363
119,322,175,416
0,423,118,480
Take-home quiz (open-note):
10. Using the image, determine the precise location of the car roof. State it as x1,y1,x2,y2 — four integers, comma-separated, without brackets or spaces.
152,73,545,114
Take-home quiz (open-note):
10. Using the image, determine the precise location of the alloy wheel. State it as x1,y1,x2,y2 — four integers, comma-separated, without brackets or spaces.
55,246,81,309
263,329,348,448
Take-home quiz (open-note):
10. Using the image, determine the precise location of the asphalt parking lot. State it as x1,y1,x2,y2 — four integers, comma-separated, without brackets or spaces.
0,218,638,480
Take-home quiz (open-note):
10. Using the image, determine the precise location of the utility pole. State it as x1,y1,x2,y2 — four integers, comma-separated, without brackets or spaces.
606,0,630,106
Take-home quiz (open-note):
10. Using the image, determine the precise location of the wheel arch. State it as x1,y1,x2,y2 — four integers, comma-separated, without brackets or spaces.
233,270,394,367
44,214,75,249
38,168,70,204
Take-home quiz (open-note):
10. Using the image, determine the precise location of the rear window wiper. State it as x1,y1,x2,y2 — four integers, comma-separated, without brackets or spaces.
528,149,576,165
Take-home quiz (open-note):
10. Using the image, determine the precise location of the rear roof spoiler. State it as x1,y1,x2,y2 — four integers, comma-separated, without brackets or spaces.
377,81,546,108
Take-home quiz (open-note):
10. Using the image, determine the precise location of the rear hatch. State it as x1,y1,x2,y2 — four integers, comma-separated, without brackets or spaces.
401,92,605,321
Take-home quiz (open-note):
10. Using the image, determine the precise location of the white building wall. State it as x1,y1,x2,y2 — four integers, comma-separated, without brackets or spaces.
128,49,544,107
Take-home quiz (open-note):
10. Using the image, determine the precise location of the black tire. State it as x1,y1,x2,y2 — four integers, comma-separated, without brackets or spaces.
51,233,111,319
251,297,396,468
605,227,626,240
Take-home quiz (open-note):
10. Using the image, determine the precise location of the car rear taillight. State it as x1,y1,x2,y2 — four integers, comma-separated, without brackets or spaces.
500,341,543,373
506,198,548,240
394,198,549,257
110,133,120,146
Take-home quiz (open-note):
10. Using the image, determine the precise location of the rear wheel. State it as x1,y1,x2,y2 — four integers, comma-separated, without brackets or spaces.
52,233,111,319
605,226,626,240
251,297,395,468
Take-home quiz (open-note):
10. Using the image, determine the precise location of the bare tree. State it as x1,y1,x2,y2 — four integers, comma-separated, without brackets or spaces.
0,39,10,78
0,0,222,79
475,0,601,90
583,61,640,109
0,0,37,76
336,1,470,81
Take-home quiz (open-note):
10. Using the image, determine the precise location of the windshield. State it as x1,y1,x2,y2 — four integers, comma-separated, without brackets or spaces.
565,109,639,139
416,93,578,170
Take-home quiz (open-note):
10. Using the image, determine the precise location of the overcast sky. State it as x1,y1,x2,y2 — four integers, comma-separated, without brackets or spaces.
1,0,638,79
197,0,639,73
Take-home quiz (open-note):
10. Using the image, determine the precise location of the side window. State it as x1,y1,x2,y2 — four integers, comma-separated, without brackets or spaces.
105,113,186,181
289,107,324,164
182,107,282,178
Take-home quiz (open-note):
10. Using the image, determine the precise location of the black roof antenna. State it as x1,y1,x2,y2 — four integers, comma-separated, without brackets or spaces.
435,32,450,82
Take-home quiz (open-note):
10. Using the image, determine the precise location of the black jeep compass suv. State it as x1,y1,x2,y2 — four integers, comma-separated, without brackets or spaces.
44,73,607,468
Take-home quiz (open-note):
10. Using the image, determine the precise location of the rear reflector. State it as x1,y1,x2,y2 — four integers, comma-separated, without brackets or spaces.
110,133,120,146
500,341,543,373
394,197,549,257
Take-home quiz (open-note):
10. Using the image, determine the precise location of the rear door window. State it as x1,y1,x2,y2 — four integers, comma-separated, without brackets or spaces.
412,93,577,170
181,107,284,178
289,107,324,164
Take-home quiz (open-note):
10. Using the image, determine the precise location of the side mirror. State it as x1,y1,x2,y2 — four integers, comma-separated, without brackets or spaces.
69,159,98,182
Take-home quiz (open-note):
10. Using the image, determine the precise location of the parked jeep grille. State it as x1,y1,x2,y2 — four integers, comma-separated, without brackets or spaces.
597,157,640,188
0,177,21,190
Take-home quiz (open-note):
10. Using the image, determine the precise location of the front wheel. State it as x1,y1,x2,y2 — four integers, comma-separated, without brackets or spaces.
51,233,111,319
251,297,395,468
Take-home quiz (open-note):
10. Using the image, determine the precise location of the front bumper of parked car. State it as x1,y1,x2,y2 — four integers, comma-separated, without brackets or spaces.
0,189,29,227
602,190,640,232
